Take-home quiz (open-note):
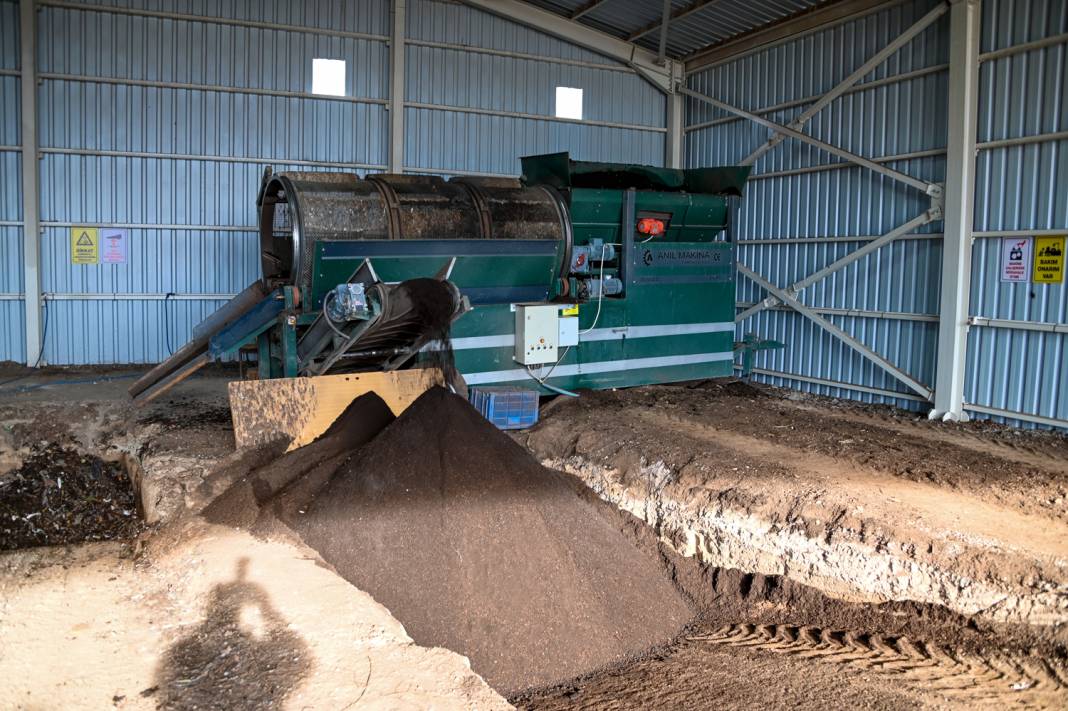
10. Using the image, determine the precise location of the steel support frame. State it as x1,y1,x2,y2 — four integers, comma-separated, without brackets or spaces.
665,90,684,168
929,0,981,423
737,264,934,399
687,3,953,404
21,0,42,367
682,86,940,197
735,209,940,323
389,0,406,174
742,1,949,166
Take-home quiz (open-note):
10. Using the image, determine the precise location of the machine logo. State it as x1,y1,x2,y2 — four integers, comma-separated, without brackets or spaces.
642,249,654,266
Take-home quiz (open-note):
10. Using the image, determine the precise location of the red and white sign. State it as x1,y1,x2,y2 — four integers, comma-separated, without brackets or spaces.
1000,237,1031,282
101,229,127,264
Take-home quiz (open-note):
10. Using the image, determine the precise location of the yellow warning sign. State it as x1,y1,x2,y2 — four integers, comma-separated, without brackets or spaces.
71,227,99,265
560,304,579,316
1033,236,1065,284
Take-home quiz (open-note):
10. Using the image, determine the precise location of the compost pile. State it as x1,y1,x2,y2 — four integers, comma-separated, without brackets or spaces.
293,387,694,692
0,444,140,550
215,387,695,694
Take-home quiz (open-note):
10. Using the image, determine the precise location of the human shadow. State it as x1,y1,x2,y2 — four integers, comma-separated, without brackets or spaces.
153,558,312,710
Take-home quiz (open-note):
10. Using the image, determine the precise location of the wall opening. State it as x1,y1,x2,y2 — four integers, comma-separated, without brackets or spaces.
555,86,583,120
312,58,346,96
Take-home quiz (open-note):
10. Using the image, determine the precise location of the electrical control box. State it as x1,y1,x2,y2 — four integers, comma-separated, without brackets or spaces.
558,316,579,347
515,303,559,365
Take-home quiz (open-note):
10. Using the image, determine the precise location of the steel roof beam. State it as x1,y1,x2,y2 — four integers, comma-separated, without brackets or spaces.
657,0,672,64
741,2,949,166
628,0,727,43
569,0,614,20
685,0,897,72
458,0,677,92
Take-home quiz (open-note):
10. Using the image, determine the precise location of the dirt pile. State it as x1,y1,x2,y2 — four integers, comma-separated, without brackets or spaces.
288,387,694,694
200,393,396,529
0,444,141,550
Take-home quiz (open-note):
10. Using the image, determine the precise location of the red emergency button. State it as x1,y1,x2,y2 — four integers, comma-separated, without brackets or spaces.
637,218,665,236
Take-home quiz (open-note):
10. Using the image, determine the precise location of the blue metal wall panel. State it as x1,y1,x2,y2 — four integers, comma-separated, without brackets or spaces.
28,0,667,365
965,0,1068,427
405,44,664,128
38,5,390,98
404,106,665,176
406,0,618,66
686,0,948,412
404,0,666,176
0,0,22,363
0,1,16,72
32,0,393,364
688,0,1067,428
47,0,390,40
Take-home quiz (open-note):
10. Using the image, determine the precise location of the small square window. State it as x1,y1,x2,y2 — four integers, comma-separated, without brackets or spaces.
555,86,583,120
312,58,346,96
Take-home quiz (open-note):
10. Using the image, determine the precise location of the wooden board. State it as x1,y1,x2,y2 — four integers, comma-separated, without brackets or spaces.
228,369,443,451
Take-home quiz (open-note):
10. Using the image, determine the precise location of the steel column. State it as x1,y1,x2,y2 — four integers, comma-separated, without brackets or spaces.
389,0,406,174
742,2,949,166
736,264,934,400
665,91,684,168
680,87,940,196
930,0,980,423
21,0,42,367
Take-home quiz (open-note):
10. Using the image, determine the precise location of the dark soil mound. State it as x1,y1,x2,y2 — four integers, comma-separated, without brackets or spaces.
291,387,694,694
201,392,396,529
0,444,141,550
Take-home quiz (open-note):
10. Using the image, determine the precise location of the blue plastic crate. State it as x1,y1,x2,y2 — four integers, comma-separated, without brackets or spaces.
469,387,539,430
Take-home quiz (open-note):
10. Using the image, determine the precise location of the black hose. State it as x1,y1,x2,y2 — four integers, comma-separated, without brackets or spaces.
163,292,175,356
0,301,48,388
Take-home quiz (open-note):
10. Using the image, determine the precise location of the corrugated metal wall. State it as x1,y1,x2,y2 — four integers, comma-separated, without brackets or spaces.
20,0,664,364
967,0,1067,426
687,0,948,412
686,0,1067,428
0,0,23,363
405,0,664,176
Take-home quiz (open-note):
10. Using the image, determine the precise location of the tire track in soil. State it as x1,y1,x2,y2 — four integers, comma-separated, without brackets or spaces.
690,623,1068,709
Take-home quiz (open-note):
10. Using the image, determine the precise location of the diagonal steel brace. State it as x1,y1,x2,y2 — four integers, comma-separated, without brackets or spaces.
743,2,950,166
735,208,941,324
681,86,943,198
736,263,934,400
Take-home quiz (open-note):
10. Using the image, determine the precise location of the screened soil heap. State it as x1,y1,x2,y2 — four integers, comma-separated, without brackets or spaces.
289,386,695,694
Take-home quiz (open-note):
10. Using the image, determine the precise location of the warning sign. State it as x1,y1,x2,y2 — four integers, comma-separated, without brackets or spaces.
1033,236,1065,284
1000,237,1032,282
70,227,99,265
101,229,127,264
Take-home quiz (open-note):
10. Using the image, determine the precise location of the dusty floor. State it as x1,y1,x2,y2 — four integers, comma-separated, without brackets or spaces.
1,369,1067,709
0,523,508,710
